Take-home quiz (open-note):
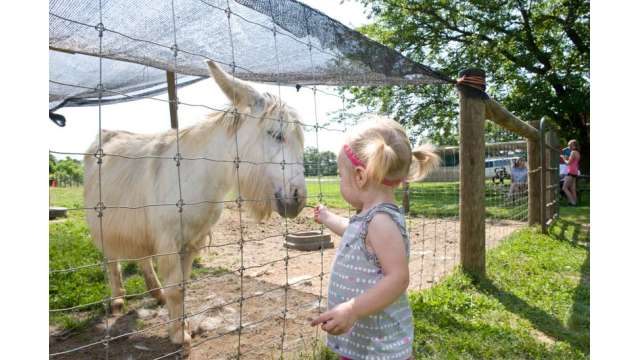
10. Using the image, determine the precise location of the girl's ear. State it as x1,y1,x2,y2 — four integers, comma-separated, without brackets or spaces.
354,166,367,188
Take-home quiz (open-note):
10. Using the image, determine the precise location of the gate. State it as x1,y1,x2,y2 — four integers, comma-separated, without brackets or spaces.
540,118,562,233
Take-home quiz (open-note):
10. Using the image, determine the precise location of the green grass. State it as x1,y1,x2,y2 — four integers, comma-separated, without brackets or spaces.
408,205,589,359
49,187,107,330
305,178,527,219
49,186,84,210
49,187,106,312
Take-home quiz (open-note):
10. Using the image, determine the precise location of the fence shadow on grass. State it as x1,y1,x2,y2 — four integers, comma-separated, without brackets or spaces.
568,254,590,347
474,277,589,353
549,208,589,250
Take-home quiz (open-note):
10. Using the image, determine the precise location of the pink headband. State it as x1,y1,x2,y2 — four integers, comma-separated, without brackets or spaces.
342,144,404,187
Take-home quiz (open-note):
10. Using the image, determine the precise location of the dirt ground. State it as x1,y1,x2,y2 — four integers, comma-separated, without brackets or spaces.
50,207,524,359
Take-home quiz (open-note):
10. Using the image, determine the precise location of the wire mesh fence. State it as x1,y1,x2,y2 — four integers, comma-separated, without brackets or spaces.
49,1,530,359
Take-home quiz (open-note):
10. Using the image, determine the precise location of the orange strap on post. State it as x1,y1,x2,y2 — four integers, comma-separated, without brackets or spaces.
456,74,486,92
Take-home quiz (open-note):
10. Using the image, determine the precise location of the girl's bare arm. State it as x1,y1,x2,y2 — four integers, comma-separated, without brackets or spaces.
314,205,349,236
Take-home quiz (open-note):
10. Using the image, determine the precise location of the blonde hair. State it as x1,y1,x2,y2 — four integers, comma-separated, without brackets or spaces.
568,139,579,151
346,116,440,186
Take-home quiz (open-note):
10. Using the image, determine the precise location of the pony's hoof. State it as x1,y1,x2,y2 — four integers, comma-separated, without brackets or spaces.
151,290,166,305
111,299,125,316
169,323,192,347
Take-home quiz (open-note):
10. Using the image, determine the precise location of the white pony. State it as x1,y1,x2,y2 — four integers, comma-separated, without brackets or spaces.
84,60,306,348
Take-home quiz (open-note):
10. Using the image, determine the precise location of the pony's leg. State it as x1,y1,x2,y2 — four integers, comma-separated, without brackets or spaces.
158,254,191,348
107,261,125,315
181,249,198,289
138,258,165,305
181,250,199,334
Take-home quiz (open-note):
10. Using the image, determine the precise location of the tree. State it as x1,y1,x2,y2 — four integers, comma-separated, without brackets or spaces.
347,0,589,171
49,154,57,181
304,147,338,176
50,156,84,185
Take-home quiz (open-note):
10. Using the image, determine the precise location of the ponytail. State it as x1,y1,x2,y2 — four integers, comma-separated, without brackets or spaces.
345,115,440,186
407,143,440,182
363,135,398,184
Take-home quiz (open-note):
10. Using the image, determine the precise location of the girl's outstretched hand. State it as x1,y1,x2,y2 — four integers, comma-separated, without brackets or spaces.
314,204,329,224
313,204,348,236
309,300,357,335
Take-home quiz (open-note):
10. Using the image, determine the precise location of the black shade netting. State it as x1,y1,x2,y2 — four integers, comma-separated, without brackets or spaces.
50,0,453,110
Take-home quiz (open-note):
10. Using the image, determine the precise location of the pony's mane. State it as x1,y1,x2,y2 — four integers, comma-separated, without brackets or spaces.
204,93,304,145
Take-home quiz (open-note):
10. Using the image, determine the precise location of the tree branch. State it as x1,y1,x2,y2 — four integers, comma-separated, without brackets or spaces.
516,0,553,72
535,11,588,54
562,0,589,54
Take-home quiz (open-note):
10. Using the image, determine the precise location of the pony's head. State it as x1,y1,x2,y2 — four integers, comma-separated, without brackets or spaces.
207,60,306,220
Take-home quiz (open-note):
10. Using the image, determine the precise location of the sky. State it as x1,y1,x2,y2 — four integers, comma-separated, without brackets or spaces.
49,0,372,160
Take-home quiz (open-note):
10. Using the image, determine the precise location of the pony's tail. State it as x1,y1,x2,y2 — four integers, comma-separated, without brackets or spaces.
406,143,440,182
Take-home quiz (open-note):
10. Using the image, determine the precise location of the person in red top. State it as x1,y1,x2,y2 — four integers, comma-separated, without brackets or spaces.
561,139,581,206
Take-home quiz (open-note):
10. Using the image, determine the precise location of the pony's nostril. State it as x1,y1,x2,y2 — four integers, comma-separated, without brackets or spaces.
293,188,299,202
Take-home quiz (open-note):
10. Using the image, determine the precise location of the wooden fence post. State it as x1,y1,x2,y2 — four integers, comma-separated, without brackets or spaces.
402,181,410,214
166,71,179,129
457,69,486,277
527,120,541,226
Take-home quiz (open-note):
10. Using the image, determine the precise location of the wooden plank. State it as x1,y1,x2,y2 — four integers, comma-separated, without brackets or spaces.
485,98,539,141
458,73,486,277
166,71,178,129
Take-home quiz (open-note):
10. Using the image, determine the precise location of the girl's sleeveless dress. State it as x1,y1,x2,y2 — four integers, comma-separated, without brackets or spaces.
326,203,413,360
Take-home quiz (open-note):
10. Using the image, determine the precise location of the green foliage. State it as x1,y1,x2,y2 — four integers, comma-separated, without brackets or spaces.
49,154,57,175
304,147,338,176
124,275,147,296
49,218,107,311
50,155,84,184
347,0,590,168
410,210,590,359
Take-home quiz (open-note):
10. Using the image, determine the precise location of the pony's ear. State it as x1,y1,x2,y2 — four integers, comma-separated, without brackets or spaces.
206,60,265,113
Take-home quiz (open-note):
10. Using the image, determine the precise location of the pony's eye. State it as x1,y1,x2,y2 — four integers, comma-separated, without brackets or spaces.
267,130,284,143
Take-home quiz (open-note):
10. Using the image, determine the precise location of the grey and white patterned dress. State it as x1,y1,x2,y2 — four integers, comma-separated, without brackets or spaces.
326,203,413,360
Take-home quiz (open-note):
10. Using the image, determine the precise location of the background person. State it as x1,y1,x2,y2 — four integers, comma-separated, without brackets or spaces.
561,139,581,205
508,157,528,203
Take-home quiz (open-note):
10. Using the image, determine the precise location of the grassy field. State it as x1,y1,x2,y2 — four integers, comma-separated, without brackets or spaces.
305,177,527,219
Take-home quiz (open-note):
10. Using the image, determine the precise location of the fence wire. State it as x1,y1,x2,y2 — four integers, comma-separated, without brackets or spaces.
49,3,532,359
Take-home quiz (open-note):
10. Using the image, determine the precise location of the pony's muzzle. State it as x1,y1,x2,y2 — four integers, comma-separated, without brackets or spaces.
275,188,305,218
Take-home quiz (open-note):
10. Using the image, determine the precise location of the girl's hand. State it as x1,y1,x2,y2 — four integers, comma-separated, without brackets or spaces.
309,300,358,335
314,204,330,224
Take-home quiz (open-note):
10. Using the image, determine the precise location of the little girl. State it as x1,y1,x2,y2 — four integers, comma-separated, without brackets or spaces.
309,116,439,359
